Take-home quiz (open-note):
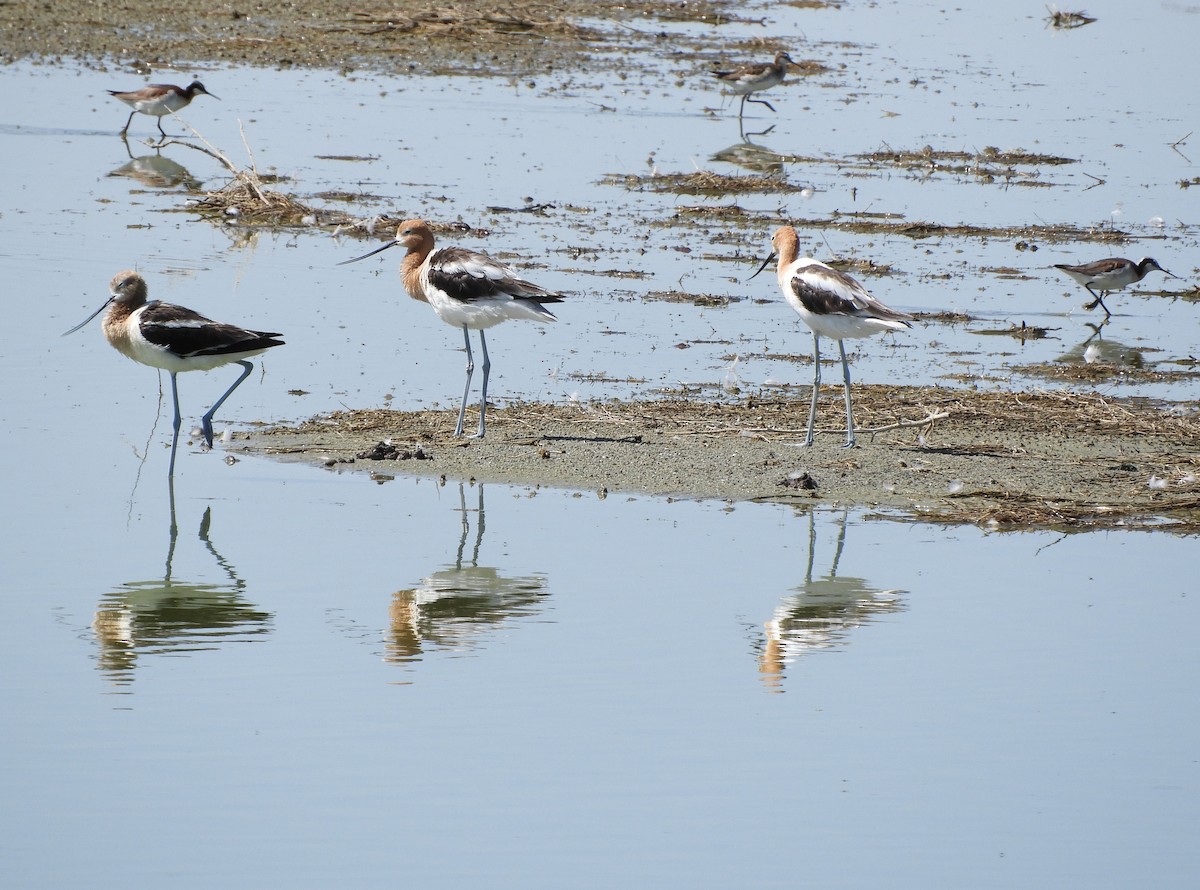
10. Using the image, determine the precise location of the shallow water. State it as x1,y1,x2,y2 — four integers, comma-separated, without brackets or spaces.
2,0,1199,885
8,470,1200,887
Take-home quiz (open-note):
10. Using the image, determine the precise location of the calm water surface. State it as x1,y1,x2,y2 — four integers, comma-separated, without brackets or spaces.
2,0,1198,886
7,470,1199,887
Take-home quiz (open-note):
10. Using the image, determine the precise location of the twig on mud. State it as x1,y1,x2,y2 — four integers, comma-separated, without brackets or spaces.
861,410,950,435
161,121,356,227
156,120,269,203
153,134,237,175
238,120,262,180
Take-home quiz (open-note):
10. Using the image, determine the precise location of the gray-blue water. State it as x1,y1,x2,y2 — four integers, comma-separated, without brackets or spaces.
2,0,1198,886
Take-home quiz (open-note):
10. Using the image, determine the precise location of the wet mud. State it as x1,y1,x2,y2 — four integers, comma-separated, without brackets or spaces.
0,1,791,75
250,387,1200,531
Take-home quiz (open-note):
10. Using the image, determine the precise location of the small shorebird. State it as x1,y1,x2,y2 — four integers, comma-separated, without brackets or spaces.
107,81,218,138
1052,257,1177,317
340,219,563,439
750,226,912,447
64,271,284,476
714,51,794,117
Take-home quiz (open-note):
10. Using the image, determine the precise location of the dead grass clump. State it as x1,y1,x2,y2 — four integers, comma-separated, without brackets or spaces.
855,145,1074,186
655,206,1128,244
862,146,1075,168
982,266,1034,280
919,388,1200,442
915,310,975,324
313,189,390,204
192,177,337,226
643,290,741,307
1015,361,1200,385
328,216,483,244
915,493,1200,532
828,257,894,276
601,170,805,195
757,213,1127,244
893,220,1120,242
973,322,1058,341
671,204,752,221
160,125,359,228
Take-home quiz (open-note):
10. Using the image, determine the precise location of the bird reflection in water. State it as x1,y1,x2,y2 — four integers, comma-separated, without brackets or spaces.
710,129,786,175
1057,325,1146,369
385,483,549,665
92,479,272,684
758,509,906,690
109,138,198,190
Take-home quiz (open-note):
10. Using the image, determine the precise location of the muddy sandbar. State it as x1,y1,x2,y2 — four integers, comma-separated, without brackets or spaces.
248,387,1200,530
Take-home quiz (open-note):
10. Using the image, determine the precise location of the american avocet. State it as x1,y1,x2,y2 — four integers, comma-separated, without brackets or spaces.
339,219,562,439
1052,256,1178,317
63,271,283,476
750,226,912,447
107,81,218,138
714,51,794,117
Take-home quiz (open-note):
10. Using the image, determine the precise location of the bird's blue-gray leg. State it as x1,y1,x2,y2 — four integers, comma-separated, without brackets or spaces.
746,96,777,113
455,326,474,437
200,360,254,448
472,483,485,563
474,329,491,439
838,341,856,448
167,474,179,538
168,371,182,477
805,331,821,447
1086,285,1112,317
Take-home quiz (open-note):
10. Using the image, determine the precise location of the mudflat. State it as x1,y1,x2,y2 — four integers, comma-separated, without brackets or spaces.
0,1,760,74
251,387,1200,530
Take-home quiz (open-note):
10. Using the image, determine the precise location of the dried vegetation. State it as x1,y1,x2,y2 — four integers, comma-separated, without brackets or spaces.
601,171,807,196
156,129,355,228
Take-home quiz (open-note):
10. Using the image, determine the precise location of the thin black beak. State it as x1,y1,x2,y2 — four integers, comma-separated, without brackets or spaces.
62,298,113,336
748,251,776,281
338,240,399,266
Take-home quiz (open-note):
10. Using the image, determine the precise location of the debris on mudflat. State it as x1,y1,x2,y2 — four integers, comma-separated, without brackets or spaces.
781,471,819,491
356,441,433,461
601,170,810,195
973,322,1058,341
